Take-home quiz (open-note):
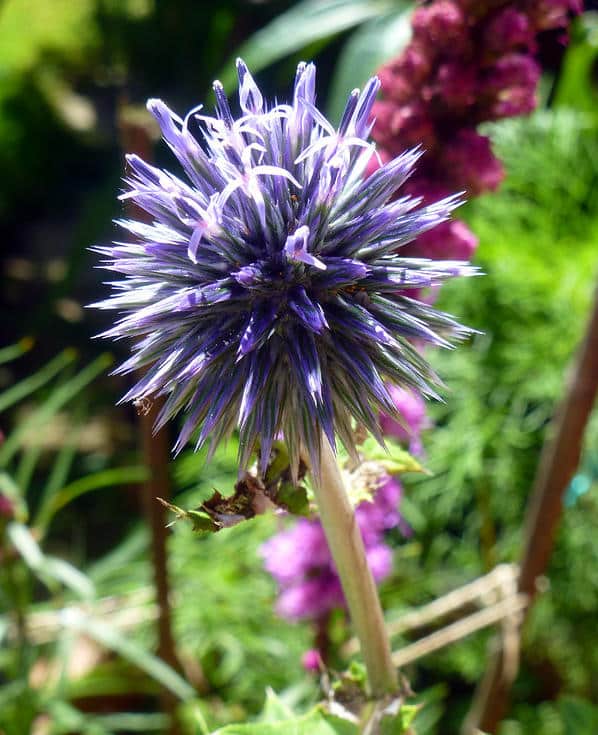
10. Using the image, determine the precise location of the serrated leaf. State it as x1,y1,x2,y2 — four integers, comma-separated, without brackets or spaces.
212,705,358,735
259,688,295,723
157,498,220,535
327,6,413,122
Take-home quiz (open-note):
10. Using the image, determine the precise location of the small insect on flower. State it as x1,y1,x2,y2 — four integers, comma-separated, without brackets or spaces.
133,396,153,417
92,59,478,474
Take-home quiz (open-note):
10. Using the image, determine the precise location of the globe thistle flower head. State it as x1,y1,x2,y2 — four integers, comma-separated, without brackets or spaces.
94,59,477,474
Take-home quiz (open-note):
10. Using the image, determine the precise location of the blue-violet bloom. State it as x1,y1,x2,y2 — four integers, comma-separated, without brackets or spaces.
93,60,476,473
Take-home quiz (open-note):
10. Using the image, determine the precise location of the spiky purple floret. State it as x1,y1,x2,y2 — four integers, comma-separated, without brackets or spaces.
93,60,477,472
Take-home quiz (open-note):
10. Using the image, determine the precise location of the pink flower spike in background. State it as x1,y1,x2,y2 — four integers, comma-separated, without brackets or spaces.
380,386,430,456
371,0,581,263
302,649,322,673
261,475,408,622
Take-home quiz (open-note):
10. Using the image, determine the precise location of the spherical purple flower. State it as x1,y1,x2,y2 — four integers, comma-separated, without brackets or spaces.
94,60,476,472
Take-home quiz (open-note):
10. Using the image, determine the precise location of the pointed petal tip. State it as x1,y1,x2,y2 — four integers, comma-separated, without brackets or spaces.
146,97,162,113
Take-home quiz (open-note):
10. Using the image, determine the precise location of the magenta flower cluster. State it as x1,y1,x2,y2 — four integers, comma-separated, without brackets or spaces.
372,0,582,263
380,385,429,456
261,475,408,621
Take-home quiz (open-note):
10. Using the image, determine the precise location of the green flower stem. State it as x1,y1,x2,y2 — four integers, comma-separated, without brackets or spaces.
311,434,398,697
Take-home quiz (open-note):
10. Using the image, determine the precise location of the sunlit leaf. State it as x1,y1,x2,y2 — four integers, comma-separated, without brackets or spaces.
211,705,358,735
217,0,396,91
0,0,98,74
0,337,34,366
259,688,296,723
327,6,412,122
379,703,419,734
553,13,598,118
0,349,76,414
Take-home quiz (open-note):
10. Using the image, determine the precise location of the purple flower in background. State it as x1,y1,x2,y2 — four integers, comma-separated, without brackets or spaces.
94,60,476,472
380,386,429,455
302,649,322,672
484,8,536,53
369,0,580,456
372,0,581,264
262,475,407,621
407,221,479,263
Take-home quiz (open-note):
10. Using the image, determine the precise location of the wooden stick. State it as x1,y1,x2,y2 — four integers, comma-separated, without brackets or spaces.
391,594,527,669
118,104,185,730
387,564,517,638
344,564,518,656
463,284,598,734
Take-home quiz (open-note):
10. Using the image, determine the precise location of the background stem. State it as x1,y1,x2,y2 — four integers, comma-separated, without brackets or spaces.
118,104,184,734
311,435,398,697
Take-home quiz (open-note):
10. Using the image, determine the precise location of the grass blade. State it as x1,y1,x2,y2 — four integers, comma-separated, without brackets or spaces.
0,353,112,468
0,349,77,414
60,610,196,702
35,466,148,533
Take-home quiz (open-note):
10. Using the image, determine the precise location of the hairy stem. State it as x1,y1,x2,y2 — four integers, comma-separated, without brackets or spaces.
311,434,398,697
